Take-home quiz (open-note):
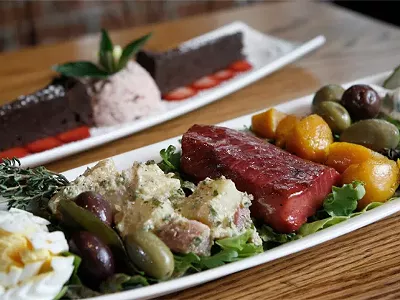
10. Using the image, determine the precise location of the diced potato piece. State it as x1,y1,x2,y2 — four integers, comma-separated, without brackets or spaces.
177,177,252,239
286,114,333,163
251,108,287,139
115,197,177,236
129,162,182,201
325,142,385,173
49,159,130,214
342,158,400,209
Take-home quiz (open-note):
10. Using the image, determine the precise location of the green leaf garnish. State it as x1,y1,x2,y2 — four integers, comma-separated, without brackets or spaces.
323,181,365,217
100,273,149,293
53,62,109,78
118,33,152,70
257,224,299,247
158,145,181,173
55,252,101,299
173,252,201,277
299,201,385,237
173,230,262,276
99,29,115,73
54,29,151,78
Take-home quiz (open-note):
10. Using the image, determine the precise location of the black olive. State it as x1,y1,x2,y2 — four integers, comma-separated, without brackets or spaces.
340,84,382,120
69,231,115,287
75,191,113,226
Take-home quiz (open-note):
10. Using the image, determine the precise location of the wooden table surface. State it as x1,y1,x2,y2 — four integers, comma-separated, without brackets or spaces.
1,1,400,299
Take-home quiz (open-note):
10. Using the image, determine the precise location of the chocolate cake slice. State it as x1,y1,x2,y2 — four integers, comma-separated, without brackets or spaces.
137,32,244,94
0,77,94,151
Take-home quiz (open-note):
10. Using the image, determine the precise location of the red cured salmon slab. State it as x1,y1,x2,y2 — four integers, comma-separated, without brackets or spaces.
181,124,340,233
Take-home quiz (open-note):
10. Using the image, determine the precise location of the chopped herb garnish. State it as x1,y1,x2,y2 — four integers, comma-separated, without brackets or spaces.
209,205,218,217
151,198,162,207
193,237,202,246
213,190,219,196
162,214,172,222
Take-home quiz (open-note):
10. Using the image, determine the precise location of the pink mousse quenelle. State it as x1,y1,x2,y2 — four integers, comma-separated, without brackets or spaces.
88,61,165,127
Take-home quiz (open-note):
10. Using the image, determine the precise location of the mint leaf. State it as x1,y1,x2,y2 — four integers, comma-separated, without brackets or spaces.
99,29,115,73
53,62,109,78
118,32,152,70
100,28,113,52
323,181,366,217
99,273,149,293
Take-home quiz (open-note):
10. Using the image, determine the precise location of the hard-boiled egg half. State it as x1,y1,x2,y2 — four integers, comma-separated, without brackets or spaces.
0,208,74,300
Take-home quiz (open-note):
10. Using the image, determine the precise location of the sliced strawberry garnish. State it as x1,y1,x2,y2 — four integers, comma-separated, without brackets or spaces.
191,76,220,90
229,60,253,72
57,126,90,143
212,69,236,81
163,86,198,101
26,137,63,153
0,147,29,161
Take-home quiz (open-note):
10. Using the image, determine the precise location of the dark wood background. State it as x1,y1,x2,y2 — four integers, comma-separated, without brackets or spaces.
0,0,398,53
0,0,259,52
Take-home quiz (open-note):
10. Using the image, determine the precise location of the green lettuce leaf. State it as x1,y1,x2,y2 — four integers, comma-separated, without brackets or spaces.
199,249,239,269
257,224,300,250
299,216,348,237
99,273,149,293
299,201,385,237
158,145,181,173
216,229,263,258
55,252,100,300
323,181,365,217
156,144,196,194
173,252,201,277
173,230,262,276
56,285,101,299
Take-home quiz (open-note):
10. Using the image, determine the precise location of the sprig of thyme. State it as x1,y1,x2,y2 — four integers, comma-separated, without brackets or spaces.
0,158,69,213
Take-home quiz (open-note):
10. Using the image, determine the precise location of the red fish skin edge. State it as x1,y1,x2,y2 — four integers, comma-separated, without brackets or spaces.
180,124,340,233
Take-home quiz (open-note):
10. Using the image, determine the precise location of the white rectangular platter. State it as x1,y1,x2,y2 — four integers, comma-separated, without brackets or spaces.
17,21,325,168
57,70,400,300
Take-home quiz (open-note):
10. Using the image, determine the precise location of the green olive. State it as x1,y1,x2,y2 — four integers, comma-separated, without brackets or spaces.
314,101,351,134
312,84,345,112
340,119,400,151
125,230,174,280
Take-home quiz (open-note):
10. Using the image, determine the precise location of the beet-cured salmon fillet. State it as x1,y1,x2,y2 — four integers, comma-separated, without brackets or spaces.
181,124,340,233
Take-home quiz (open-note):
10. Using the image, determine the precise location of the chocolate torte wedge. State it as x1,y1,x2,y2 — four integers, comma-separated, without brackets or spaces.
0,77,93,151
137,32,244,94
